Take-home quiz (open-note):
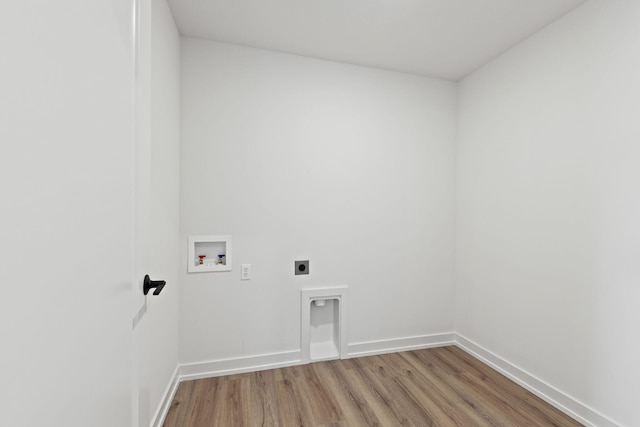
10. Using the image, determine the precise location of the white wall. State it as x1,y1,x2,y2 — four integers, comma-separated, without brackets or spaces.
456,1,640,425
179,39,456,364
0,1,135,426
148,0,181,423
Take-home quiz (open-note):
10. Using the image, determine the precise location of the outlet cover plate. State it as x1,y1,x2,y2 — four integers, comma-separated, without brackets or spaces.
241,264,251,280
295,260,309,275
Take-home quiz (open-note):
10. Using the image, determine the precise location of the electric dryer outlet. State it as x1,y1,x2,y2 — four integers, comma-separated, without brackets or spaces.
295,260,309,275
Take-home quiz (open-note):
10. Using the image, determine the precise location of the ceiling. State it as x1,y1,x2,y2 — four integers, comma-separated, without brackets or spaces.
167,0,586,81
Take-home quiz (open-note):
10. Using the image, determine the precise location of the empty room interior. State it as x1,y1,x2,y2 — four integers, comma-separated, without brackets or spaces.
3,0,640,426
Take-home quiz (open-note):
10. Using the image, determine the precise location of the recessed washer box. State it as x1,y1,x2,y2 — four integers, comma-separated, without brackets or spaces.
188,235,232,273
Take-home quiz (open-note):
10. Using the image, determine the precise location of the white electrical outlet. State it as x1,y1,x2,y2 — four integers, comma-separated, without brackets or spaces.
241,264,251,280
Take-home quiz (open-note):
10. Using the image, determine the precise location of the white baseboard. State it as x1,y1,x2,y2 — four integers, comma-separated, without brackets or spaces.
454,334,620,427
347,332,456,358
176,333,456,383
179,350,302,381
151,365,180,427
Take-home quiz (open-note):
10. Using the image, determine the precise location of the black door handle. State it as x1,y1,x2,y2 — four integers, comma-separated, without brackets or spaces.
143,275,166,296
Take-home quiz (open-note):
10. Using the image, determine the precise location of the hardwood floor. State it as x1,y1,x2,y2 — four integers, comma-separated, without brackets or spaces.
163,346,582,426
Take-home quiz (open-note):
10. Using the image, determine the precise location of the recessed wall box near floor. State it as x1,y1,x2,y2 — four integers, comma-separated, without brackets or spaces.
188,235,232,273
301,285,348,363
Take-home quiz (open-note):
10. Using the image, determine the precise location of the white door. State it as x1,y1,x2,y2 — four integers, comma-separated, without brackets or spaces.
1,1,144,426
132,0,153,425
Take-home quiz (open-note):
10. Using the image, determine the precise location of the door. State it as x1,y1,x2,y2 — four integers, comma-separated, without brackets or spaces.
132,0,153,425
1,1,143,426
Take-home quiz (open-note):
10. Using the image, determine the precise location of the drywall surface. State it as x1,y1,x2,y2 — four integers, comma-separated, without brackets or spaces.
180,39,456,363
456,1,640,425
0,1,135,426
148,0,181,421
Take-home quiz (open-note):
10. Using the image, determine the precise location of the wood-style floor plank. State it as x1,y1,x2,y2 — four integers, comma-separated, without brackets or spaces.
321,359,382,426
163,378,195,427
163,346,583,427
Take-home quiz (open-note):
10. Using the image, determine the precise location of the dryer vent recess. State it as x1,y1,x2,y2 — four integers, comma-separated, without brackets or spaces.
295,260,309,275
